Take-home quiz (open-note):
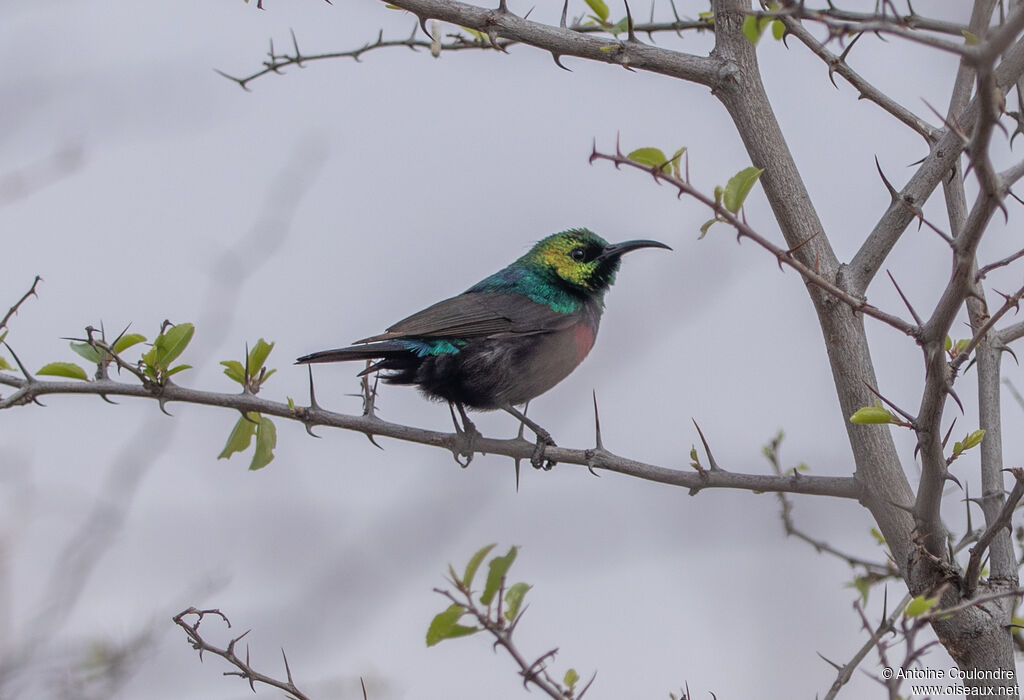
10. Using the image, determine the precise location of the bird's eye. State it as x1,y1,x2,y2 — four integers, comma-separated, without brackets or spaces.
570,247,587,262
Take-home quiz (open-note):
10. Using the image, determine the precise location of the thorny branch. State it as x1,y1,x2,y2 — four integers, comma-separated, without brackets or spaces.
588,145,921,339
222,16,714,89
0,276,42,334
822,592,910,700
0,369,859,499
964,468,1024,598
764,432,897,579
172,608,311,700
434,578,593,699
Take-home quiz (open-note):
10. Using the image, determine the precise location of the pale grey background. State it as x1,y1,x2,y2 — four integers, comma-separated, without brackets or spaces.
0,1,1014,698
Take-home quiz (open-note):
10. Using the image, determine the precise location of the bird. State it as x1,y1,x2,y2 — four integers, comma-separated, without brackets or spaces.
296,228,670,469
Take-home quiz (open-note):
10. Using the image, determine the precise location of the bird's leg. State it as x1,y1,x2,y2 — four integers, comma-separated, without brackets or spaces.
503,404,556,470
448,402,482,467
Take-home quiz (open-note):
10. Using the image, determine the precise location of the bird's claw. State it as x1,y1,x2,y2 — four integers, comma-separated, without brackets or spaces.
530,429,557,470
451,410,482,468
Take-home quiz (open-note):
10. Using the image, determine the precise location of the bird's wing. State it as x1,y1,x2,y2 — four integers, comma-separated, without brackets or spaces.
355,292,577,343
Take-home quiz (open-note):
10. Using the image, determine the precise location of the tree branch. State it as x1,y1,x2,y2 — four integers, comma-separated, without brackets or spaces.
0,276,42,333
589,147,920,338
848,34,1024,294
368,0,719,85
0,372,860,499
964,468,1024,598
779,18,936,140
172,608,311,700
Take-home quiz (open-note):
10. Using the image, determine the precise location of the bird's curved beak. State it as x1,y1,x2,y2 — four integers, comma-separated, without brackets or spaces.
598,239,672,260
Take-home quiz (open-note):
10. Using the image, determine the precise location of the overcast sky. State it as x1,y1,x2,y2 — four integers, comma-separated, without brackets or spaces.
0,1,1008,698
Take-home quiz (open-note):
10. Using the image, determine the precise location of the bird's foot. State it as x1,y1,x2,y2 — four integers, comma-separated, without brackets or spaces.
449,403,482,468
530,429,557,470
503,403,557,470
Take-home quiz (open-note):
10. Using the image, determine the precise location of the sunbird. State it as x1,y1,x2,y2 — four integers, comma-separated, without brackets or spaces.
297,228,670,467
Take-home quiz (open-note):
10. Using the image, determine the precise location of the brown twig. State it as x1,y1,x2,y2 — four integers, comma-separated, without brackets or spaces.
963,468,1024,597
172,607,312,700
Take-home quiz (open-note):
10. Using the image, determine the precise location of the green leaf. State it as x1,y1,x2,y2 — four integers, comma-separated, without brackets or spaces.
964,429,985,450
698,218,719,239
112,333,146,354
0,356,11,371
463,543,498,588
480,546,518,606
870,527,886,546
426,604,479,646
504,582,531,621
154,323,194,366
952,440,964,457
218,414,257,459
742,14,763,43
723,166,764,213
954,338,970,355
962,29,979,45
608,17,628,35
247,338,275,375
849,406,895,425
37,362,88,380
848,575,871,603
221,360,246,385
250,415,277,470
944,335,952,351
564,668,580,691
627,147,669,170
771,18,785,40
69,341,103,364
905,594,939,618
584,0,609,22
668,146,686,178
165,364,192,378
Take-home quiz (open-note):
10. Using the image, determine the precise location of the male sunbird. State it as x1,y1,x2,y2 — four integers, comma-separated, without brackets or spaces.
297,228,670,466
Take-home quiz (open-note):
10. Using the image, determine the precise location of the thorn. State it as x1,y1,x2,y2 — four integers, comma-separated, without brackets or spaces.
874,155,899,202
365,432,384,450
514,415,526,491
577,671,598,699
497,0,508,10
307,365,321,410
418,13,432,38
560,0,569,28
945,471,964,490
964,481,973,532
592,390,604,451
624,0,637,42
948,384,965,414
692,419,724,472
3,342,33,382
817,651,843,671
886,269,923,326
487,27,507,52
157,396,173,417
551,52,571,71
281,647,295,683
290,28,303,67
941,417,956,448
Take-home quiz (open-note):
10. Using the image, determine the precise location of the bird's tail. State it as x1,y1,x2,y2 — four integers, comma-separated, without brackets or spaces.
295,341,409,365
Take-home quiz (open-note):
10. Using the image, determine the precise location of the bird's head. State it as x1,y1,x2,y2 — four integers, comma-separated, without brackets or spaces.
525,228,671,294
